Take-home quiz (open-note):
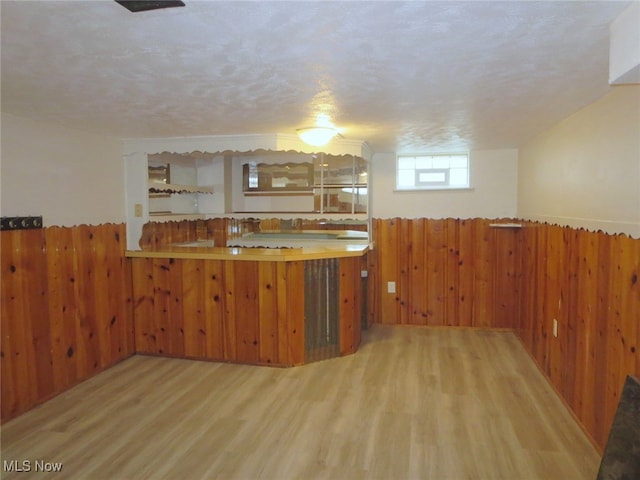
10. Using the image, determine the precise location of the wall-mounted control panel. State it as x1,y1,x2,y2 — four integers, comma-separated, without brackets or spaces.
1,216,43,231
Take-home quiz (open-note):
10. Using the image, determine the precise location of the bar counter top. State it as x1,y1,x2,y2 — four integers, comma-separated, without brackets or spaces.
125,242,370,262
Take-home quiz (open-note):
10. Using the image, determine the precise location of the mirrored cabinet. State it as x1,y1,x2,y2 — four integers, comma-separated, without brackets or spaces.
124,134,371,249
146,154,216,219
243,162,314,192
237,152,367,214
314,154,367,214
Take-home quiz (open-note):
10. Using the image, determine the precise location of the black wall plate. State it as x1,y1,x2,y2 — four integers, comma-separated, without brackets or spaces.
1,216,43,231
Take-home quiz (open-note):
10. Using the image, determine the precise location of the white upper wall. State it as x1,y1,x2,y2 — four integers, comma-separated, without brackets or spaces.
371,149,518,219
609,1,640,85
4,80,637,234
1,112,125,227
518,85,640,238
1,109,518,226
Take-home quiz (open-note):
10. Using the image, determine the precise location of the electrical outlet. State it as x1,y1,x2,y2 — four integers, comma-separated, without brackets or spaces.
134,203,143,217
553,318,558,338
387,281,396,294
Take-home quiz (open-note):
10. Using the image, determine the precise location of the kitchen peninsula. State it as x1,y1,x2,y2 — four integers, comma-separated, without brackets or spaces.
126,233,369,367
124,133,372,366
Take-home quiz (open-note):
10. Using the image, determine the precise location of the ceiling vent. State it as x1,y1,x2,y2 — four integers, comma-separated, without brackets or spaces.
115,1,185,13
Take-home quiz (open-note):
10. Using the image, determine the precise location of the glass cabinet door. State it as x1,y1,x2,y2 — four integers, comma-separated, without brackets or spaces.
313,154,367,214
240,152,367,214
243,162,314,192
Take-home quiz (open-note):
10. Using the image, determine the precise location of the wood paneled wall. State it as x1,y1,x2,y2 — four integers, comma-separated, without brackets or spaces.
339,256,365,355
138,217,368,251
369,217,640,451
139,218,229,250
516,222,640,451
4,217,637,452
368,218,520,327
1,224,134,422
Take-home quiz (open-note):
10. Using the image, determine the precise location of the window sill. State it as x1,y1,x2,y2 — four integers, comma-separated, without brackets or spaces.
393,186,474,192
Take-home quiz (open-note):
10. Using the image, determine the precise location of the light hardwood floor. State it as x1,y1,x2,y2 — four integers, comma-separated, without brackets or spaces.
1,325,600,479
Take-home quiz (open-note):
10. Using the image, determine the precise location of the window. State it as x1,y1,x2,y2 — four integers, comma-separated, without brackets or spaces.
396,153,469,190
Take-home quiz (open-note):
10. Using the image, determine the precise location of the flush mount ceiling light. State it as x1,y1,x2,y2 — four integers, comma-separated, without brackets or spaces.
296,126,342,147
115,1,185,13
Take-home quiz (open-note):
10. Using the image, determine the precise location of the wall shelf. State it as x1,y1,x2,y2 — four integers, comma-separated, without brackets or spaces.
243,191,314,197
148,182,213,194
148,213,206,222
489,223,523,228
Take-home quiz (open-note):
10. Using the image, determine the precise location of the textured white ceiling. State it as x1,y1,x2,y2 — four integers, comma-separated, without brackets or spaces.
0,0,632,153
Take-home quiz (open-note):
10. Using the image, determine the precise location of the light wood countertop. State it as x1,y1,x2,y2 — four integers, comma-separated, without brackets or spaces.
125,243,370,262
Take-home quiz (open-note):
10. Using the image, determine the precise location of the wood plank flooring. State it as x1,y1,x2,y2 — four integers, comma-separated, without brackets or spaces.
1,326,600,479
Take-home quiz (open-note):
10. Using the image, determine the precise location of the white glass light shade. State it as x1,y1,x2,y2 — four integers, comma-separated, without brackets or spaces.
296,126,339,147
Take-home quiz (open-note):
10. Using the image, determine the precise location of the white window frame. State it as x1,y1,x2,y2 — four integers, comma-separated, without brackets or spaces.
396,152,470,191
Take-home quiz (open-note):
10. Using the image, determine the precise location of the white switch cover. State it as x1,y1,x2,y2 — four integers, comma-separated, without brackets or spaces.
387,281,396,294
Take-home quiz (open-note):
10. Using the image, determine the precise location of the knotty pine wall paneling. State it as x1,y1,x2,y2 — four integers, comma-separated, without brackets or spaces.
369,217,638,452
138,217,367,251
257,262,279,364
369,218,521,328
1,229,50,418
181,259,207,358
1,224,134,422
131,257,307,366
339,256,362,355
130,250,361,367
228,260,260,364
139,218,229,250
6,215,636,453
511,222,638,452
